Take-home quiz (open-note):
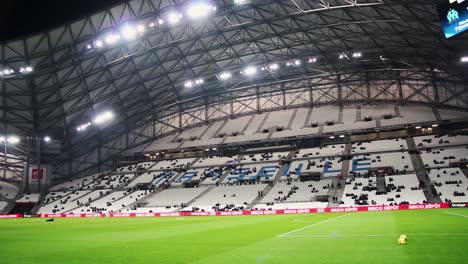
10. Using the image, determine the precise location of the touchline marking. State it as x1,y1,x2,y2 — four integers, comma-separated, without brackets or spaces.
445,212,468,218
281,233,468,238
277,213,352,238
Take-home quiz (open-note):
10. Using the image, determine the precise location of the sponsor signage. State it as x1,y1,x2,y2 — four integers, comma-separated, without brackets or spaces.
2,203,457,220
438,0,468,38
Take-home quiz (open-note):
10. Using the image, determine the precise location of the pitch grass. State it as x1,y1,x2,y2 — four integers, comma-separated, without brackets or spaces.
0,209,467,264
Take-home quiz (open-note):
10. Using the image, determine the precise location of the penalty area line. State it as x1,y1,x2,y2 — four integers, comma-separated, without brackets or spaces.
276,213,352,238
444,212,468,218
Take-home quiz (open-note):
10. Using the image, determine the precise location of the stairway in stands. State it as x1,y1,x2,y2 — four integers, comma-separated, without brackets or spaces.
247,184,272,209
328,143,351,207
182,186,215,210
406,137,442,203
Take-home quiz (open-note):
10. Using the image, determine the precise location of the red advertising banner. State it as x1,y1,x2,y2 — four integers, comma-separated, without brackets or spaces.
31,168,44,180
30,203,451,219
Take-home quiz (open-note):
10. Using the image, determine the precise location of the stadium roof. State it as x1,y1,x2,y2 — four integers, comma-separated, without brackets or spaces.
0,0,467,175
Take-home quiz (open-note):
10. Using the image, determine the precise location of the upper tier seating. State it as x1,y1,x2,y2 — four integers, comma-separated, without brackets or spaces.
260,109,295,130
153,158,195,170
0,181,19,199
420,147,468,168
192,155,237,168
352,139,407,153
381,106,436,127
295,145,345,158
360,105,395,118
289,108,310,130
143,134,182,152
428,168,468,203
285,158,343,179
217,115,252,137
241,152,290,164
128,170,177,187
415,135,468,148
350,152,413,174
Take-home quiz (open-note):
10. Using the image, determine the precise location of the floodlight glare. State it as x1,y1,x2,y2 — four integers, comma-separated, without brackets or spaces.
94,111,114,125
219,72,232,80
167,12,183,24
339,54,345,59
195,79,204,85
353,52,362,58
121,25,138,40
137,24,146,33
157,19,164,25
269,64,279,70
7,136,20,144
87,44,92,49
104,34,120,45
308,58,317,63
184,80,194,88
234,0,248,4
461,56,468,63
3,69,11,75
294,60,301,66
0,136,5,143
186,3,216,19
243,66,257,76
95,40,104,48
44,136,51,143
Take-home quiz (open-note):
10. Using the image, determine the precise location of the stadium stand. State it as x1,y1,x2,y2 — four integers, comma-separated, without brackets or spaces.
0,181,19,199
428,168,468,203
190,184,267,211
420,147,468,168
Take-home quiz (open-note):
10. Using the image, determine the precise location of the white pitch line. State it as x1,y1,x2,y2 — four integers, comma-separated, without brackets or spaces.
445,212,468,218
277,213,352,238
282,233,468,238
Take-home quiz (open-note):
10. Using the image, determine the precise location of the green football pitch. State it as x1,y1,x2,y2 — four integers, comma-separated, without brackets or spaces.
0,209,467,264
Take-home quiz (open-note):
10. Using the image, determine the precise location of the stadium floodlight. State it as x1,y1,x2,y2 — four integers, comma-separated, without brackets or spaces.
186,3,216,19
20,66,33,74
243,66,257,76
339,54,346,59
205,148,210,151
94,111,114,125
44,136,51,143
353,52,362,58
234,0,248,4
95,40,104,48
339,135,345,138
219,72,232,80
269,64,279,70
415,126,422,129
87,44,92,49
167,12,183,24
157,18,164,25
195,78,204,85
7,136,20,144
432,124,439,128
294,60,301,66
329,136,335,139
104,33,120,45
137,24,146,33
308,58,317,63
184,80,194,88
0,136,4,143
461,56,468,63
3,69,12,75
121,25,138,40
